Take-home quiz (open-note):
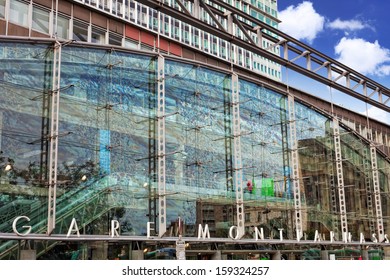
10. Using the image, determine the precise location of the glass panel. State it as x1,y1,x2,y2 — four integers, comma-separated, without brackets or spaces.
165,60,233,236
0,0,5,18
58,46,156,236
56,16,69,39
109,33,122,46
73,20,88,42
0,42,53,256
32,6,50,34
91,26,106,44
9,0,28,26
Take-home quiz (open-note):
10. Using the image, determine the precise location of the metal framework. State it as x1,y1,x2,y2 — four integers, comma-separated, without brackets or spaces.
280,97,290,199
231,73,244,237
76,0,390,113
370,145,385,242
332,118,348,241
287,95,303,237
157,55,167,237
363,148,376,236
47,41,61,235
325,121,339,239
148,57,158,234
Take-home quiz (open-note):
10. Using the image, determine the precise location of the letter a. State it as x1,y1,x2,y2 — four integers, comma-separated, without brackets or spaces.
67,218,80,237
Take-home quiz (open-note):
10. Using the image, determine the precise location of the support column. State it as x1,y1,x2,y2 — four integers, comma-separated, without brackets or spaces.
231,73,244,238
47,41,62,235
326,120,339,239
370,145,385,242
320,250,328,260
362,248,369,260
193,0,200,19
20,250,36,260
288,95,303,237
157,55,166,237
271,251,281,260
363,148,375,237
333,118,348,241
383,247,390,260
130,250,144,260
91,242,108,260
211,250,222,260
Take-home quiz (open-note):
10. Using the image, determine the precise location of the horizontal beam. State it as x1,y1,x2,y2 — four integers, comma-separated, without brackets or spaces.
0,233,389,247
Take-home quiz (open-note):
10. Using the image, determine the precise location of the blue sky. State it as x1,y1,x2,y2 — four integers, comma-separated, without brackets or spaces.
276,1,390,123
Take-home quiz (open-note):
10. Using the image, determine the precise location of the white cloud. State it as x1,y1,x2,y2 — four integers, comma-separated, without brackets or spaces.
360,106,390,124
377,65,390,76
334,37,390,76
327,18,370,32
278,1,325,44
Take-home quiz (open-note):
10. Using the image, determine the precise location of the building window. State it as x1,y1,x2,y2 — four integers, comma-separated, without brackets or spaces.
109,32,122,46
73,20,89,42
0,0,5,18
203,33,209,52
150,10,158,32
32,6,50,34
91,26,106,44
124,38,139,50
9,0,29,27
55,15,69,39
257,212,262,222
245,212,250,222
192,29,199,48
172,19,180,40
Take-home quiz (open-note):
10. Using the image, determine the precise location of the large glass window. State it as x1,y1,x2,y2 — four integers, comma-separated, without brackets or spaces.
1,41,390,258
9,0,28,27
32,6,50,34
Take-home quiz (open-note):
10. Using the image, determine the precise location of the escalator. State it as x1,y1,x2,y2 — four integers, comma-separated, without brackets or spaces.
0,175,118,259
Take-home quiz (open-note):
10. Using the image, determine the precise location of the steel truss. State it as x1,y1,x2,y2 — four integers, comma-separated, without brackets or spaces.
287,95,303,238
157,55,167,237
74,0,390,113
370,145,385,242
363,148,376,237
47,41,61,235
231,73,244,238
332,118,348,241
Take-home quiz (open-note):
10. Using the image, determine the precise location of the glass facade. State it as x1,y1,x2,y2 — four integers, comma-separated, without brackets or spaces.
0,41,389,259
